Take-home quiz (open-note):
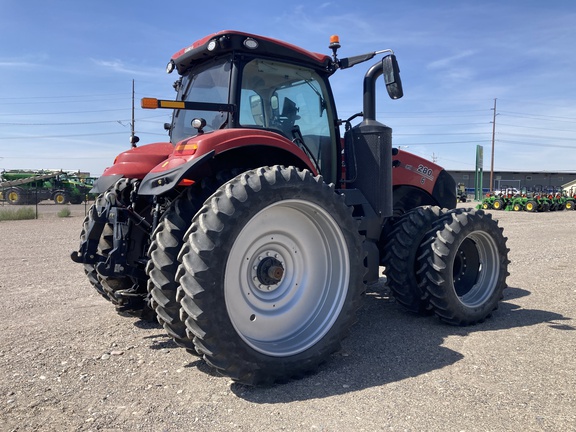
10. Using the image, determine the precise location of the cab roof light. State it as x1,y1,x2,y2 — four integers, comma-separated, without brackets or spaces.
207,39,218,51
329,35,340,49
166,60,176,74
329,35,341,62
243,37,259,49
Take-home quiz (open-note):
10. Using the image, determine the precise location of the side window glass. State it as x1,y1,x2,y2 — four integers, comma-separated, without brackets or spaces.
240,59,335,171
171,60,231,143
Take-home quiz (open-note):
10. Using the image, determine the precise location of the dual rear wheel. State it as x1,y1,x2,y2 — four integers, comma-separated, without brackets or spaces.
383,206,509,326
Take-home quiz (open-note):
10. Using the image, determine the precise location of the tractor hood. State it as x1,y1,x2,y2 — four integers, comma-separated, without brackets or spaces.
91,142,174,193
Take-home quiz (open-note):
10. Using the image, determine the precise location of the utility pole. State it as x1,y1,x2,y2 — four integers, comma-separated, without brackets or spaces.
490,98,497,192
129,79,139,148
131,79,135,139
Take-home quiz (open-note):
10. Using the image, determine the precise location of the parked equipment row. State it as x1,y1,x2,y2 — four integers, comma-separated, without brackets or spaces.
479,188,575,212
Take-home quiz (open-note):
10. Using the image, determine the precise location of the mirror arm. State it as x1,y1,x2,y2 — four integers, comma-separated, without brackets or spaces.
362,61,384,121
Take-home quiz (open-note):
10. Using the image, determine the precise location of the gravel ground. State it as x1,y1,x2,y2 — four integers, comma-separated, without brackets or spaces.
0,202,575,431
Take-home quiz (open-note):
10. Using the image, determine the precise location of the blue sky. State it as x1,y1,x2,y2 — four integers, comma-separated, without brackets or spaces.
1,1,575,177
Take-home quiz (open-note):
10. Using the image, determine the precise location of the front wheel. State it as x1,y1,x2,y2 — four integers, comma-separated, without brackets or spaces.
53,191,69,205
178,166,364,385
147,170,243,353
6,188,24,205
525,200,537,212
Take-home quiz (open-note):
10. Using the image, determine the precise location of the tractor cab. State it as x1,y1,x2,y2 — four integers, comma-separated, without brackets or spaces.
141,31,341,186
166,54,338,181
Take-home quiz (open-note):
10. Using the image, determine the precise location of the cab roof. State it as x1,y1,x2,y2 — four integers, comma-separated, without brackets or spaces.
170,30,334,75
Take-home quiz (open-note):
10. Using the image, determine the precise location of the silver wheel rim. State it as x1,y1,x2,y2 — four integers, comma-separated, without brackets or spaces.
453,231,500,308
224,199,350,357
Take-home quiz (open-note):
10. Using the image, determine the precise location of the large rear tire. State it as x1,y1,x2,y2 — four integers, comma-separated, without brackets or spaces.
78,205,111,302
382,206,445,314
418,209,509,326
178,166,364,385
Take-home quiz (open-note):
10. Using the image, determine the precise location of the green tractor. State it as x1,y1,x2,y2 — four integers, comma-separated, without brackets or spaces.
564,187,576,210
507,187,528,211
54,171,96,204
0,169,94,204
481,188,510,211
479,192,498,210
0,170,60,204
530,186,551,212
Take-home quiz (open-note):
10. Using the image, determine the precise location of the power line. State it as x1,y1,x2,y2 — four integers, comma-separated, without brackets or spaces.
496,139,576,149
396,132,490,136
498,132,576,141
498,122,576,133
499,110,576,122
0,132,128,140
0,92,130,100
0,119,132,126
395,140,491,146
0,108,128,116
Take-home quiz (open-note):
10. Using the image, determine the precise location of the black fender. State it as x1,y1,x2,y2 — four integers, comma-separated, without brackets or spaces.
138,151,215,196
432,169,457,209
91,174,123,194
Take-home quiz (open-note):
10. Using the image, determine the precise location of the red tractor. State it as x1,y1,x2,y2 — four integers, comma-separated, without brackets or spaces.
71,31,509,385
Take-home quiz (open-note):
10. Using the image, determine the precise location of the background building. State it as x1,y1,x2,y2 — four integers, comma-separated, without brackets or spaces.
449,170,576,193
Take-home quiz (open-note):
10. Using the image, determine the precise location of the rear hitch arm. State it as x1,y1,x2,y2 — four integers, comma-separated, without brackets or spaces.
94,207,147,280
70,206,109,265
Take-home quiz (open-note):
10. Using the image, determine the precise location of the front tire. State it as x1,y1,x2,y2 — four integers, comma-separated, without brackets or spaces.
6,188,24,205
92,180,154,320
147,170,242,353
178,166,364,385
79,208,110,301
525,200,537,212
53,191,69,204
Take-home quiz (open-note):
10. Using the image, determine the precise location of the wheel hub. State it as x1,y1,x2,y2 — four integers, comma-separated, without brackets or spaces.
254,255,284,291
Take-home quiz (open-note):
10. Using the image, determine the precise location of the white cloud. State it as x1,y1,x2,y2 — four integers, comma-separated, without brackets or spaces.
0,53,49,68
90,58,157,77
427,50,476,70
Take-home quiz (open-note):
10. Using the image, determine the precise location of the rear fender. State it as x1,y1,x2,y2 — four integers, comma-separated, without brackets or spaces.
138,129,317,196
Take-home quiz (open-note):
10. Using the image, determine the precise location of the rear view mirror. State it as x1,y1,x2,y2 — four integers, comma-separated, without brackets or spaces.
382,55,403,100
271,95,279,111
250,94,265,126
